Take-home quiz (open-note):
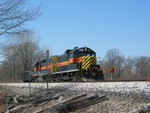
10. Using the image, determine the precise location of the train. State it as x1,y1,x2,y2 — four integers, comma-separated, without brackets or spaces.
21,47,104,82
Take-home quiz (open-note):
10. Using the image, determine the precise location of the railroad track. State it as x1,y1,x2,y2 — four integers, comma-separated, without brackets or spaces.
0,80,149,84
24,79,150,83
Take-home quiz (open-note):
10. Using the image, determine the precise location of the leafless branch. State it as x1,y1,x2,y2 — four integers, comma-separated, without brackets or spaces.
0,0,41,36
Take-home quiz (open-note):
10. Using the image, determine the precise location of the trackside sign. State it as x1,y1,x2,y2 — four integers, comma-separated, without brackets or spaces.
109,67,115,73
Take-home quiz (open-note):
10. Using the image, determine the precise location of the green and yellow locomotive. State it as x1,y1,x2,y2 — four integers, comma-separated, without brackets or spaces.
22,47,104,82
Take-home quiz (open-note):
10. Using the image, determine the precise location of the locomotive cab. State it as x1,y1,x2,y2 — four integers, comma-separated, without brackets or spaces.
68,47,104,81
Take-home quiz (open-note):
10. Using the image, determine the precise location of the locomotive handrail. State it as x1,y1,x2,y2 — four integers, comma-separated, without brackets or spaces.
52,69,78,75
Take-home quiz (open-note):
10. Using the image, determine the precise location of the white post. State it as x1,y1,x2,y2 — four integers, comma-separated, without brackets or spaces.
29,80,31,97
110,72,113,80
46,58,49,91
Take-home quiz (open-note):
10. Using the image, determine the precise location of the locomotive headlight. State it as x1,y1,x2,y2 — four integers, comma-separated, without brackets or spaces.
85,47,87,51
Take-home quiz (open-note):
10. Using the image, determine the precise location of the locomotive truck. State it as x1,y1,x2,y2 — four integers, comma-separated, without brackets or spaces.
21,47,104,82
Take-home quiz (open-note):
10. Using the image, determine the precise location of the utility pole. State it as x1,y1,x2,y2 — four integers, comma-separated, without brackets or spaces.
46,50,49,91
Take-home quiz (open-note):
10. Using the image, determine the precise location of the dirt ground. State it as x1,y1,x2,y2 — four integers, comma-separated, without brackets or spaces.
0,86,15,112
0,85,149,113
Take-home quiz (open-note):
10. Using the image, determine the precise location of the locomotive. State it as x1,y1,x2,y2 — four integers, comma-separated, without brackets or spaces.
21,47,104,82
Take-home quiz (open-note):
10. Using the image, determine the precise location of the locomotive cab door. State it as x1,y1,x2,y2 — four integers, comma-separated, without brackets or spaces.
68,52,78,70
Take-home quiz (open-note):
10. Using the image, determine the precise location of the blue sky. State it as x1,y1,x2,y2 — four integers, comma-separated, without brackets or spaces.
27,0,150,59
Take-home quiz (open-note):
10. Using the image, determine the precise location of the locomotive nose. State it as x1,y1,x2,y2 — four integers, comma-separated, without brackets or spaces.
81,56,96,70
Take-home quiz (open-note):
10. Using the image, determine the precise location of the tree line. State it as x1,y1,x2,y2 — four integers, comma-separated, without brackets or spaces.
102,49,150,80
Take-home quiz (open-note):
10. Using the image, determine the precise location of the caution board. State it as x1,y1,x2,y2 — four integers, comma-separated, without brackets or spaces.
109,67,115,73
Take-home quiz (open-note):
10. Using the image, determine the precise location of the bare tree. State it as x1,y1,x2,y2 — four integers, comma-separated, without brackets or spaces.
9,29,45,70
0,0,40,36
122,57,136,80
0,44,18,81
104,49,124,79
0,60,11,82
134,56,150,80
0,29,46,81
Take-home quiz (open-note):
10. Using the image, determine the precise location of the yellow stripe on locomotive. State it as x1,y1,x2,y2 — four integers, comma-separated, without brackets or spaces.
51,56,58,72
81,56,96,69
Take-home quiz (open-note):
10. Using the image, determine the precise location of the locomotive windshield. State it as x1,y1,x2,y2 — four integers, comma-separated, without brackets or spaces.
69,47,96,58
78,52,95,57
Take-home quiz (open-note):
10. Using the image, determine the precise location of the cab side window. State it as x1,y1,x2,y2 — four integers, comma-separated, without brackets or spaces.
74,52,77,58
69,53,74,59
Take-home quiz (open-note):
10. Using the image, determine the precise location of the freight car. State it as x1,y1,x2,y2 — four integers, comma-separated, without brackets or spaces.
21,47,104,82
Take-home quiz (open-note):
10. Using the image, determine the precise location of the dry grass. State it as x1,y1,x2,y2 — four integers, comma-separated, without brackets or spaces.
0,86,15,112
0,92,7,112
